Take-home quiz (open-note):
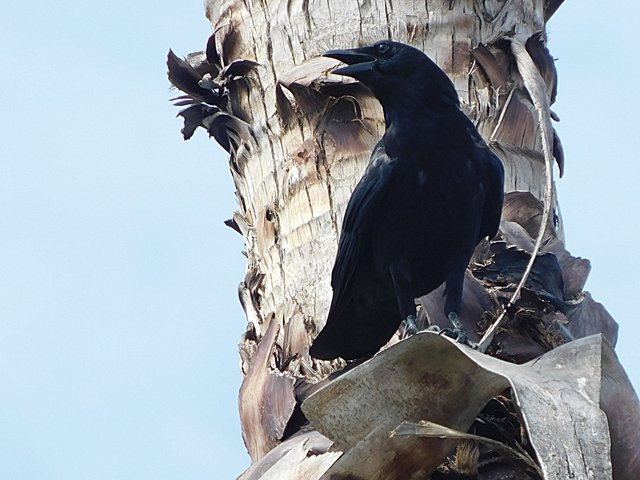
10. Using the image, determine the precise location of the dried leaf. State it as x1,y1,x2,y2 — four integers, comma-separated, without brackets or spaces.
237,430,339,480
552,127,565,177
205,33,219,66
166,49,222,105
185,50,219,77
201,111,253,154
525,32,557,105
544,236,591,299
278,57,339,90
303,333,512,479
489,143,547,203
501,191,555,241
176,104,220,140
490,87,537,148
239,319,297,461
277,57,337,116
601,345,640,480
471,43,508,93
316,96,377,156
391,420,542,477
224,211,248,236
167,49,204,95
223,217,242,235
544,0,565,21
473,242,565,306
499,192,590,299
219,58,261,79
479,40,557,352
303,333,631,479
563,292,618,346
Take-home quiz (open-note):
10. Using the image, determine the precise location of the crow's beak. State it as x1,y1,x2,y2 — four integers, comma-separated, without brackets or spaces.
323,47,375,78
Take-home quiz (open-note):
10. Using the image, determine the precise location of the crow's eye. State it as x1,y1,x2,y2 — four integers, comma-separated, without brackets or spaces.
376,43,390,55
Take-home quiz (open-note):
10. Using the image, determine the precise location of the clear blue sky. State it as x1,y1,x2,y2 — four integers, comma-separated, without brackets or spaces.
0,1,637,479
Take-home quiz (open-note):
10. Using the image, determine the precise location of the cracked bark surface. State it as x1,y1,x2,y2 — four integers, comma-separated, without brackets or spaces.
164,0,637,478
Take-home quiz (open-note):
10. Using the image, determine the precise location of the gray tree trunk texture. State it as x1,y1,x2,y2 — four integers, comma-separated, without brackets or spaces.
167,0,638,478
206,1,561,370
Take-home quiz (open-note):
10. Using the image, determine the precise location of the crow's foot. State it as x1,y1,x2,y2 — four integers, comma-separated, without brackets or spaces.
434,327,478,349
439,312,479,349
401,315,418,338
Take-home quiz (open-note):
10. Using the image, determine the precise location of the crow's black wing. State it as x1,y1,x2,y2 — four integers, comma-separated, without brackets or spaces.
478,147,505,241
330,143,397,308
464,122,504,241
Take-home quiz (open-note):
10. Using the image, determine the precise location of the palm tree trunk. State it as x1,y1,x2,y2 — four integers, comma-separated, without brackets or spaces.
166,0,638,478
206,1,561,367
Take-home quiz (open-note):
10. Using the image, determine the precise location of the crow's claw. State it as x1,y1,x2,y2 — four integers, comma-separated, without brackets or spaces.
435,326,477,349
453,328,479,349
401,315,418,338
443,312,479,349
436,327,456,339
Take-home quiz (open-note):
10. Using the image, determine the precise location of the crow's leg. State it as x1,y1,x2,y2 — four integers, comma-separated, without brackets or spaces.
390,263,418,339
443,262,478,348
445,312,469,344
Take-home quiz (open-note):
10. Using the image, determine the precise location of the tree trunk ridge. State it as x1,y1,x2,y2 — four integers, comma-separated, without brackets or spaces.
167,1,640,478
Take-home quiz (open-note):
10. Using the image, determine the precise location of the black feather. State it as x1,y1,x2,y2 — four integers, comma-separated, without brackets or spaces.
219,59,261,79
177,104,221,140
205,34,220,66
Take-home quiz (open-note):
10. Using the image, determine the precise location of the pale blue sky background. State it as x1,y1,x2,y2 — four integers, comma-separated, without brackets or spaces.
0,1,637,479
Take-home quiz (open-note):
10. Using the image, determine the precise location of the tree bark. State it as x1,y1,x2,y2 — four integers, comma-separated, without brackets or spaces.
166,0,635,478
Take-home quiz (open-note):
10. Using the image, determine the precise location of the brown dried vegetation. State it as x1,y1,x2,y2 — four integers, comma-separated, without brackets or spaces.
167,1,639,478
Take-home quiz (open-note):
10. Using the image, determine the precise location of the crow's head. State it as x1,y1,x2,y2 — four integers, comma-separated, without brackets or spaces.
324,40,459,108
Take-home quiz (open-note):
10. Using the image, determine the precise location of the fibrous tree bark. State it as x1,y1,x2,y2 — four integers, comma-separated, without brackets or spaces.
167,1,639,478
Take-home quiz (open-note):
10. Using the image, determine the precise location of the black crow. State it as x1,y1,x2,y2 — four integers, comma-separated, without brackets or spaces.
309,41,504,360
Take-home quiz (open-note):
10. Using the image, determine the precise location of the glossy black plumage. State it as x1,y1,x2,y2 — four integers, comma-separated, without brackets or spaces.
309,41,505,360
